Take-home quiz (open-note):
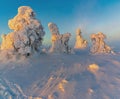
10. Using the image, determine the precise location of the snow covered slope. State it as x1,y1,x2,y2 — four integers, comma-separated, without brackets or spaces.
0,50,120,99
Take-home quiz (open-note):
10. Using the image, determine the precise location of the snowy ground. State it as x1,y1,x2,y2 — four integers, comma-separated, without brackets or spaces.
0,49,120,99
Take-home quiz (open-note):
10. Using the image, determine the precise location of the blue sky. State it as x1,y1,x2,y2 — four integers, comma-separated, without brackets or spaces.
0,0,120,44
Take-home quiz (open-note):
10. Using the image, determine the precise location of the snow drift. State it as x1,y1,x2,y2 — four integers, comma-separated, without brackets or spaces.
0,52,120,99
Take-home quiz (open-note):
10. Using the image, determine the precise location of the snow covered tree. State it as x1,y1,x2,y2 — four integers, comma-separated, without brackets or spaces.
0,6,45,57
74,28,87,49
48,22,71,53
90,32,113,54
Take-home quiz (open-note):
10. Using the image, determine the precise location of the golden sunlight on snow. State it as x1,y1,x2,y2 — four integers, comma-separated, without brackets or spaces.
74,28,87,49
0,6,45,56
88,88,94,95
87,64,99,74
29,97,42,99
48,22,71,53
1,33,14,50
58,79,68,93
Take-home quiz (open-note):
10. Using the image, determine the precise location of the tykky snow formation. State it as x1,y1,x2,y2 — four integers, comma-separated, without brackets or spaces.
0,6,45,57
90,32,114,54
48,22,71,53
0,6,114,57
74,28,88,49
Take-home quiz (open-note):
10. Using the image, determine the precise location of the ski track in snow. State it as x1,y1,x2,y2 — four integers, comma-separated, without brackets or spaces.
0,50,120,99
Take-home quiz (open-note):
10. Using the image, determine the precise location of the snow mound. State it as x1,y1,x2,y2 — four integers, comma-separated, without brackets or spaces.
88,64,99,74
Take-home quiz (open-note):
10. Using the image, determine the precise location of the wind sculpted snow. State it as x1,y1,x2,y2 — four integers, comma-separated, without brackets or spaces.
90,32,114,54
0,50,120,99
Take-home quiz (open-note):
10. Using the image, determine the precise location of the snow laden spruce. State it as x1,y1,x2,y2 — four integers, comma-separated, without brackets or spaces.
48,22,71,53
90,32,114,54
0,6,114,57
74,28,88,49
0,6,45,58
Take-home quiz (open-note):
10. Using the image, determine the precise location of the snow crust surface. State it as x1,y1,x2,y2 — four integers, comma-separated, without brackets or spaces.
0,50,120,99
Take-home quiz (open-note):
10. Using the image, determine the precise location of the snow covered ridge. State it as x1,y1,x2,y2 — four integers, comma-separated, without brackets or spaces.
0,6,45,57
